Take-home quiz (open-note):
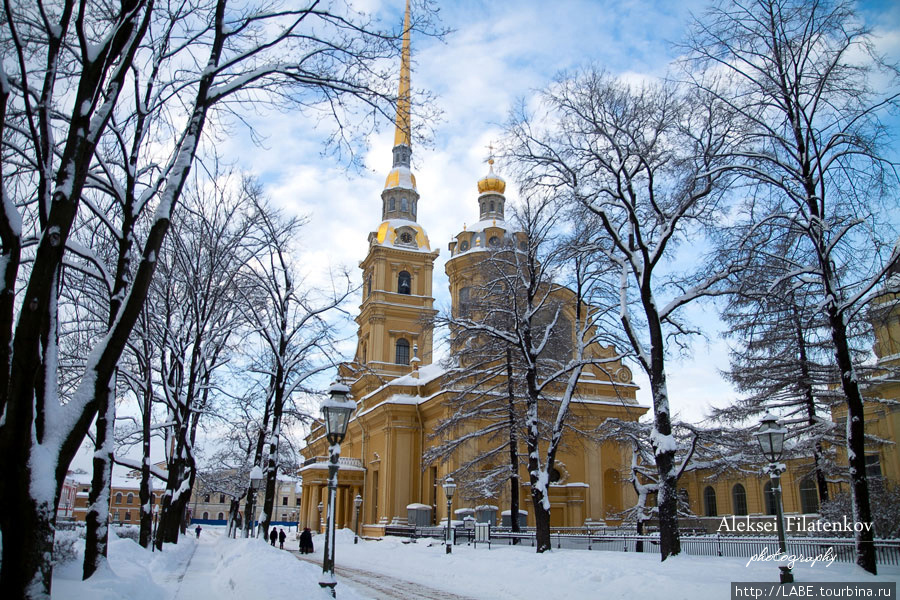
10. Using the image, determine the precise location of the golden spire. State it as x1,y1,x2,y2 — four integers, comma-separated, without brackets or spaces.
393,0,412,148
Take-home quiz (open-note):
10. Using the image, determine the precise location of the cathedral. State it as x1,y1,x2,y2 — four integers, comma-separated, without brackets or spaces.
298,1,645,536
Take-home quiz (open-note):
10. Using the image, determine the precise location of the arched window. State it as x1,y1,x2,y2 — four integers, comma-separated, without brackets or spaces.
703,486,717,517
218,512,224,520
401,197,408,212
115,492,122,505
203,493,210,502
390,198,395,211
395,338,410,365
490,200,495,212
126,493,134,504
397,271,411,294
124,511,131,522
732,484,748,516
799,476,819,514
764,481,777,515
202,511,209,520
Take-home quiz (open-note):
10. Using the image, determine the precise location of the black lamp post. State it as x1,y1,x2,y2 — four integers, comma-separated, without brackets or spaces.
248,466,264,538
317,501,323,532
319,382,355,598
353,494,363,544
443,477,456,554
754,413,793,584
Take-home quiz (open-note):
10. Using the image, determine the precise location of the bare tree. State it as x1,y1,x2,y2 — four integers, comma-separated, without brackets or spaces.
440,195,626,552
149,172,259,549
506,71,736,559
685,0,900,573
427,290,527,533
596,418,699,550
236,179,355,540
0,0,442,594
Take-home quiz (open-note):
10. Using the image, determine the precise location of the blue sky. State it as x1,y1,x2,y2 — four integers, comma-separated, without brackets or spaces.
70,0,900,474
210,0,899,426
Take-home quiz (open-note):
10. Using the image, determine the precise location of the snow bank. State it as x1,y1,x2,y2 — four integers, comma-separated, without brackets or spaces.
52,526,369,600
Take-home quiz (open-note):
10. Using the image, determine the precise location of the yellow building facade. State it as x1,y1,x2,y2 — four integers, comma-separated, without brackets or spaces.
299,2,645,536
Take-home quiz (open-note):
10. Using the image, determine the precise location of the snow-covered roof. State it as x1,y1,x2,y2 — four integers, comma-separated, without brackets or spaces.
388,363,445,386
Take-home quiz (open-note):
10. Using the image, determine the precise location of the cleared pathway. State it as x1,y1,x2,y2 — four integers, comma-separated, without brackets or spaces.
170,532,217,600
293,551,479,600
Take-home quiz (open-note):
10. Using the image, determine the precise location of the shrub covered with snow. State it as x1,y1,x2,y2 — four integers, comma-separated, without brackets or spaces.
53,528,84,566
112,524,140,543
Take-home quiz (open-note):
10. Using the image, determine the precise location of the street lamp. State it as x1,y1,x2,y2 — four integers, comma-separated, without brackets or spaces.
754,413,793,584
319,382,355,598
318,501,324,532
353,494,363,544
248,466,264,539
442,477,456,555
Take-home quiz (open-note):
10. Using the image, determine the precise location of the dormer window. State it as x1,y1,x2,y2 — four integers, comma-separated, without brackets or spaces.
398,271,411,294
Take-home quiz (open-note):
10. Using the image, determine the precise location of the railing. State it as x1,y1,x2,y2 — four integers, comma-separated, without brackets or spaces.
301,456,364,468
382,525,900,567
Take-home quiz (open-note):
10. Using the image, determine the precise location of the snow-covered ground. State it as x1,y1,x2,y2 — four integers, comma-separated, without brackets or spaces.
52,527,365,600
53,526,900,599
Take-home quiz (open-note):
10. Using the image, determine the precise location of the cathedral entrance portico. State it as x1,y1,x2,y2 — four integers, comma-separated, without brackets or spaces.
300,457,365,532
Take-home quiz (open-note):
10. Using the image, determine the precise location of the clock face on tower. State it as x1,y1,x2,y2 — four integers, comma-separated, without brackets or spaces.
459,240,469,252
400,231,413,245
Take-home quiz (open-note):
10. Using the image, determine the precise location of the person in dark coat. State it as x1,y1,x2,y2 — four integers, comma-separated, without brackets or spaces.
278,528,286,549
195,525,202,539
299,527,314,554
269,527,277,545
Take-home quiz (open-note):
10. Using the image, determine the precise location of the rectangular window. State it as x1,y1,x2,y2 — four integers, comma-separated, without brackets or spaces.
296,497,301,506
865,454,882,479
282,497,288,506
219,494,225,503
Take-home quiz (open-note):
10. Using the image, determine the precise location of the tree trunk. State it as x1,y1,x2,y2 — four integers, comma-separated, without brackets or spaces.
530,484,552,553
138,367,154,548
795,306,829,503
827,306,876,574
636,518,645,553
83,374,116,579
506,348,520,541
0,468,57,598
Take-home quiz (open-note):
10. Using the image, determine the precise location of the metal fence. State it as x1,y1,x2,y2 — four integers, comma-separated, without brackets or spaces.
383,525,900,567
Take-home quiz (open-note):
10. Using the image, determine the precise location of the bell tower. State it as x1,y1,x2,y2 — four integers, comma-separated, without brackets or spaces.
354,0,438,381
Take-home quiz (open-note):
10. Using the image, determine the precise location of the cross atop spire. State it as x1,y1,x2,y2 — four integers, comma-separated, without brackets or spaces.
393,0,412,151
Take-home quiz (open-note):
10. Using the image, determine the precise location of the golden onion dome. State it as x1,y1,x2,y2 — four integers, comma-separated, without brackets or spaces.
477,159,505,195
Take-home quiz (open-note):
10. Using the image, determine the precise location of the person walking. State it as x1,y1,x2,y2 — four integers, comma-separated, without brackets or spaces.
195,525,202,539
269,528,277,546
299,527,314,554
278,528,286,549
